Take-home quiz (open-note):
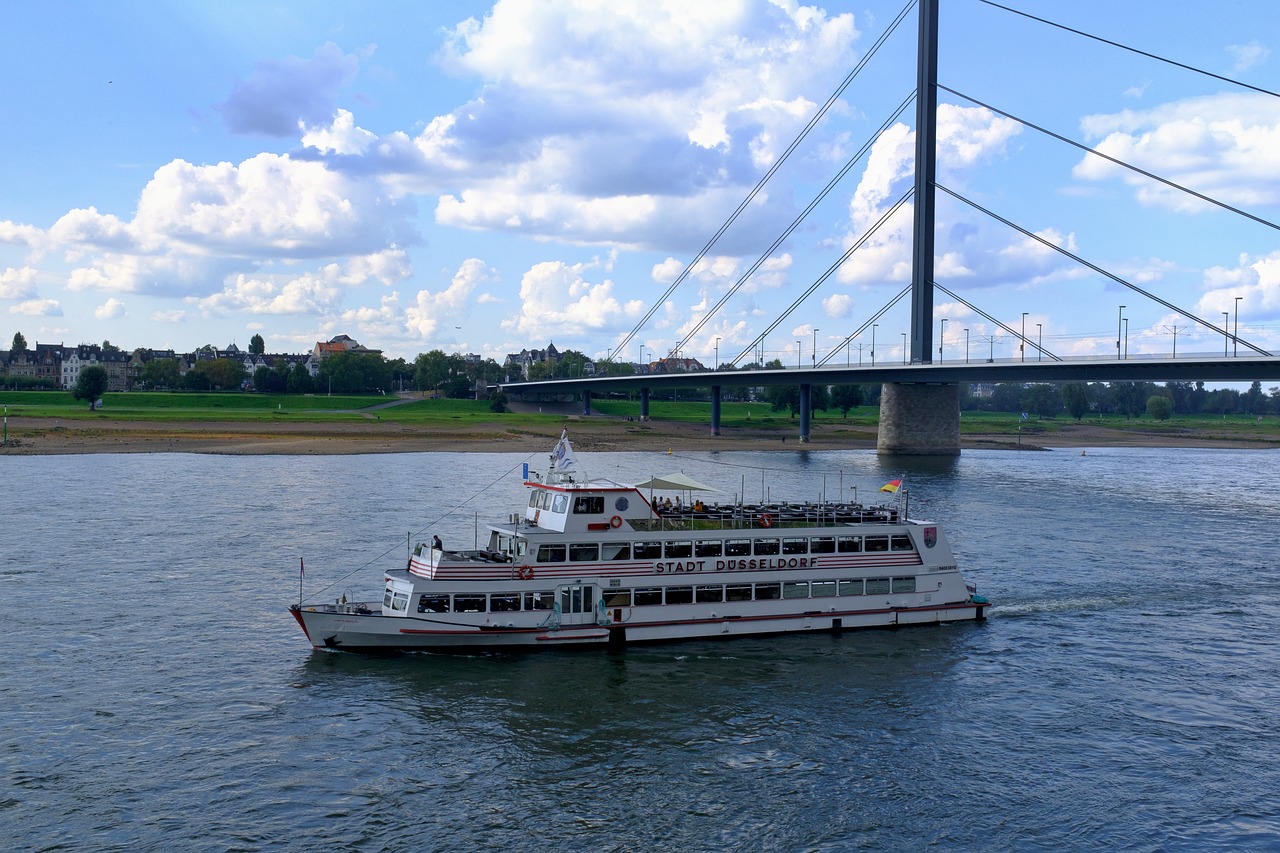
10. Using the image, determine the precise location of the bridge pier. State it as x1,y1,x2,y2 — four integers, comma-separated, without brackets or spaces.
877,383,960,456
640,387,650,421
799,383,811,444
711,386,721,436
582,390,592,416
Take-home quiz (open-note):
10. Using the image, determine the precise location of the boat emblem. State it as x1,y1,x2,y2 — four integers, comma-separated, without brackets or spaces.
923,526,937,548
615,496,629,511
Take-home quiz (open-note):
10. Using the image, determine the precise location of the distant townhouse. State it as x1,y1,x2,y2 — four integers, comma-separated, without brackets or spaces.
503,342,561,380
648,356,706,374
306,334,381,376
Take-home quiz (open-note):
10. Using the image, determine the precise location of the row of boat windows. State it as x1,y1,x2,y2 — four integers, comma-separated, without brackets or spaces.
529,491,604,515
406,577,919,614
533,533,915,564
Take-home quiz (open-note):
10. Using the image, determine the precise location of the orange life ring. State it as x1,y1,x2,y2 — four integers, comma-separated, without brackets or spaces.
610,515,623,529
759,513,773,528
518,566,534,581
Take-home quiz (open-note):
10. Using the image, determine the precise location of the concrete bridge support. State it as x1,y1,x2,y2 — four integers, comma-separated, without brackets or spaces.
711,386,722,436
799,383,811,444
877,383,960,455
639,387,650,421
582,390,592,416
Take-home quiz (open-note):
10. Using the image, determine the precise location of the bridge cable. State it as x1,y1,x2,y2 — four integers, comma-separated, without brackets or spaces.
609,0,920,363
931,281,1060,361
935,182,1274,356
730,188,916,365
673,92,917,363
977,0,1280,99
940,84,1280,233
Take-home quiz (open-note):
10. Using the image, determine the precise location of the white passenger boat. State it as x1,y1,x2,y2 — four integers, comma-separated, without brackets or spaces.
290,433,989,652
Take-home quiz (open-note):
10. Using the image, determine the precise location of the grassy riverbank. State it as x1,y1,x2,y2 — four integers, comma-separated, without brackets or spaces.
1,390,1278,454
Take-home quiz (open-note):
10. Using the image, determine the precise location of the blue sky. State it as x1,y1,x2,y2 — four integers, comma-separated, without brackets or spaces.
2,0,1277,368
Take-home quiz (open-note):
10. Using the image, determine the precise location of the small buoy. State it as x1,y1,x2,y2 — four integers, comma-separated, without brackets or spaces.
668,448,672,454
1081,450,1086,456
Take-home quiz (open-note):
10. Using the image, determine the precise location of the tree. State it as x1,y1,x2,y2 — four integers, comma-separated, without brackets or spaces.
1022,384,1063,419
831,384,864,417
1062,383,1090,421
1146,395,1173,420
72,365,110,410
11,332,26,354
140,358,180,389
489,390,508,413
249,333,265,355
101,340,121,352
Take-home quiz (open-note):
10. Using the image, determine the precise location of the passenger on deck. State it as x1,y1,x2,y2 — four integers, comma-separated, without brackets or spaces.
693,499,705,512
663,497,673,511
675,496,683,510
432,534,443,552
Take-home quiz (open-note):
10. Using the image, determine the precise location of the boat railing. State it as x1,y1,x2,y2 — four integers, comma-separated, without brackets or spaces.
634,502,899,532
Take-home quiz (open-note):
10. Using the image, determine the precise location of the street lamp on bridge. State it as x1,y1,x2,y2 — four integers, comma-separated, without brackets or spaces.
1037,324,1042,361
1021,312,1028,362
1234,296,1242,356
871,324,877,366
796,340,801,370
1117,305,1125,361
812,328,819,367
1223,312,1230,357
714,337,720,371
939,319,947,363
901,332,907,364
1123,318,1129,360
964,328,969,364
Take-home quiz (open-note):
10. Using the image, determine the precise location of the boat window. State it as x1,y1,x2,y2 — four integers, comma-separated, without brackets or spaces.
537,491,550,509
664,541,693,558
603,589,632,607
753,539,780,556
498,535,512,553
837,536,862,553
783,582,808,599
725,584,753,602
782,538,808,555
810,581,837,597
391,592,409,612
725,539,751,556
892,577,916,593
417,594,450,613
454,594,486,613
524,591,555,610
839,579,864,596
696,585,724,603
490,594,520,612
634,541,662,559
754,583,781,601
865,578,890,595
383,586,394,608
602,542,631,561
634,587,662,606
891,535,915,551
865,536,890,553
664,586,693,605
573,496,605,514
536,544,566,563
809,537,836,554
695,540,723,558
552,494,569,514
515,539,528,557
570,543,599,562
528,491,540,508
561,586,585,614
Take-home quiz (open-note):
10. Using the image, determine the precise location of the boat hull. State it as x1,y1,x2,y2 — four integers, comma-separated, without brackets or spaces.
290,599,987,653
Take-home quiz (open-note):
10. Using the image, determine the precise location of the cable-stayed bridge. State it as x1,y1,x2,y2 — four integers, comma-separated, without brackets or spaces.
501,0,1279,453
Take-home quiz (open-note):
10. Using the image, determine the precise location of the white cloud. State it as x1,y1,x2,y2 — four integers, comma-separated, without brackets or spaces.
0,267,38,299
152,309,188,323
1227,40,1270,72
1075,93,1280,210
10,298,61,316
500,259,643,338
301,109,378,155
405,258,496,339
1196,250,1280,321
94,298,126,319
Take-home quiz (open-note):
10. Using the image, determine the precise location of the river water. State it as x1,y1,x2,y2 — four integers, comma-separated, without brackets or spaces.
3,446,1279,851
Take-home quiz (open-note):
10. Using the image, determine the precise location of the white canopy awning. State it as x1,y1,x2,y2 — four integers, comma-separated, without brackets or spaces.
631,472,721,492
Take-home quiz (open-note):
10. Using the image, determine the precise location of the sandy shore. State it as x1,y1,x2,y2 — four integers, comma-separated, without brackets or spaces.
2,415,1277,455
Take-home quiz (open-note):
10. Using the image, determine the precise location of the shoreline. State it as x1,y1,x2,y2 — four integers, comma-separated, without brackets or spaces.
3,416,1278,455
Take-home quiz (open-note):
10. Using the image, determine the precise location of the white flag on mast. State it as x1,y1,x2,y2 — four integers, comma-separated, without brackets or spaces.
551,430,578,474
